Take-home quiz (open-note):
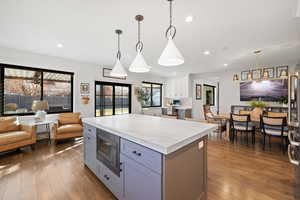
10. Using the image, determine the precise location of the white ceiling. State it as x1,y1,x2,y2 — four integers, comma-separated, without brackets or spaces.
0,0,299,77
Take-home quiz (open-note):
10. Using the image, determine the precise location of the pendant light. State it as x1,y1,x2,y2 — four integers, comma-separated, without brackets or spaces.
158,0,184,66
233,74,239,81
280,70,288,79
247,71,253,81
110,29,128,77
263,70,269,80
129,15,151,73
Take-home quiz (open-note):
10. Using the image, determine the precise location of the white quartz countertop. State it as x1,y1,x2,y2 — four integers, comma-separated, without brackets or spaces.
174,106,192,110
82,114,216,155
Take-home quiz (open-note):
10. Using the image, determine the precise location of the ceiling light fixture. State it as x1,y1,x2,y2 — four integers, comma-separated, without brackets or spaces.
129,15,151,73
224,63,228,67
185,15,193,23
57,43,63,48
203,51,210,55
158,0,184,67
110,29,127,77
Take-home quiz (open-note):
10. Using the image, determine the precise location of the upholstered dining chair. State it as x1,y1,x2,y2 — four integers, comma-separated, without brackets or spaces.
260,115,288,152
230,113,256,144
267,112,288,118
203,105,226,137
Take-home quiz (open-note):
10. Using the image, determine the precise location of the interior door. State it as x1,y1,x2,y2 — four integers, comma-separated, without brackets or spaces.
95,82,131,117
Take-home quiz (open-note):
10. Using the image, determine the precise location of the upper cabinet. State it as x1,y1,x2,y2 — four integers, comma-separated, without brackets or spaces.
165,75,191,98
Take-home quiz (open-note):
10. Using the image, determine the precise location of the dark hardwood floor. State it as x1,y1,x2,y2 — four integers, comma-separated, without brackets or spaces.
0,135,297,200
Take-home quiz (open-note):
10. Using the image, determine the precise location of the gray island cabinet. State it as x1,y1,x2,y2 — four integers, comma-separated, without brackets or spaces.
83,114,216,200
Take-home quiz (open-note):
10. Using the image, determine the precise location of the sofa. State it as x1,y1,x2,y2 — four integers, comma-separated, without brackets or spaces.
53,113,83,142
0,117,36,153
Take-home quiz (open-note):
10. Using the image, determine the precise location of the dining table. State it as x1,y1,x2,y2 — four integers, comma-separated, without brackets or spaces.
215,114,261,141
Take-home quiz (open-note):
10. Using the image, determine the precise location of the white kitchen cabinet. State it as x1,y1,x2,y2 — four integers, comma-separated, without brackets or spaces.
165,75,191,98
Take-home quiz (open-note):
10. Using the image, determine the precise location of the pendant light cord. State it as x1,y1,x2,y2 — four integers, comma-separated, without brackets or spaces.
117,32,121,60
136,17,144,52
169,0,173,27
165,0,176,39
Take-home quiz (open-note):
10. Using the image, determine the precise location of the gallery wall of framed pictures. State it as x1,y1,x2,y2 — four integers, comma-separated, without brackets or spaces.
240,66,288,81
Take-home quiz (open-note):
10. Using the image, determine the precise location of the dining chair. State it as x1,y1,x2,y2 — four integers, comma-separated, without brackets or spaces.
239,110,252,115
230,113,256,144
260,115,288,153
203,105,226,138
267,112,288,118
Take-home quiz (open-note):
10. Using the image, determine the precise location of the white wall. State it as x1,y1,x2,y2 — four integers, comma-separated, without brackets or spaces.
191,62,299,118
0,46,165,121
190,76,219,120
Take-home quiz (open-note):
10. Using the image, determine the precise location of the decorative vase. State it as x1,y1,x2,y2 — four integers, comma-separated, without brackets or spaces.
82,96,90,104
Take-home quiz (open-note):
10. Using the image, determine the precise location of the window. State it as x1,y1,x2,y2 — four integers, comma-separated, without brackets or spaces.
43,72,72,113
0,64,74,116
142,82,162,107
95,81,131,117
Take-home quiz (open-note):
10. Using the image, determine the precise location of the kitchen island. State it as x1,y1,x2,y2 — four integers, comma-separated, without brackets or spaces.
82,114,216,200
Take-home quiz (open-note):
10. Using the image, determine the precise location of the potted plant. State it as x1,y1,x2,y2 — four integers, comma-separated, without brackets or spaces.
249,100,267,121
277,96,288,107
134,87,150,113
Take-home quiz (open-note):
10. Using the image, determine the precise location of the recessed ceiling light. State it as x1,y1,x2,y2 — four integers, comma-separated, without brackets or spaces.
224,63,228,67
185,16,193,23
57,43,63,48
203,51,210,55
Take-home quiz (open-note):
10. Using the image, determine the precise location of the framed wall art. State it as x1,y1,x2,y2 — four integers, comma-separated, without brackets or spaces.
103,68,126,80
263,67,275,79
251,69,262,80
276,66,288,78
241,71,250,81
196,84,202,100
80,83,90,95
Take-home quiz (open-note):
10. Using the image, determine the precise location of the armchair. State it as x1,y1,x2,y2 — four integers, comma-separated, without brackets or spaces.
53,113,83,142
0,117,36,153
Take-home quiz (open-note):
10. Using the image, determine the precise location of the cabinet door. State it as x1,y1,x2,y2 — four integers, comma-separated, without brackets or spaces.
99,162,124,200
121,154,161,200
84,132,97,175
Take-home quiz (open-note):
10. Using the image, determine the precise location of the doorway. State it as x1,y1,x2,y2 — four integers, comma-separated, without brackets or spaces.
95,81,131,117
203,84,215,106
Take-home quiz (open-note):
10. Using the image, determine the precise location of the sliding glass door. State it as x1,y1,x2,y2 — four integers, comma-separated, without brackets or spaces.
95,81,131,117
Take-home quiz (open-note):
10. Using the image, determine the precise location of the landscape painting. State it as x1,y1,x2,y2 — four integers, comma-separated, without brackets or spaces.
240,79,288,101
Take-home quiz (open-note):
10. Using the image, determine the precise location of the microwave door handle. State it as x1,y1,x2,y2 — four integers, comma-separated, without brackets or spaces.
288,145,299,166
103,142,112,146
288,131,300,146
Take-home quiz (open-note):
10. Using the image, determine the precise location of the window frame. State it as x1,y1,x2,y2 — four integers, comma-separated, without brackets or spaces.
142,81,163,108
0,63,74,116
94,81,132,117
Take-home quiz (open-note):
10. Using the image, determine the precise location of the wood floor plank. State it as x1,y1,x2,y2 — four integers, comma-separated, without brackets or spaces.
0,135,297,200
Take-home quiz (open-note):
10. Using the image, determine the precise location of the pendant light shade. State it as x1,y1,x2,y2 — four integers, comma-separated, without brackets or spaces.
111,59,127,77
247,72,253,81
129,15,151,73
129,51,151,73
111,29,127,77
158,37,184,66
280,70,288,79
158,0,184,66
263,71,269,80
233,74,239,81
